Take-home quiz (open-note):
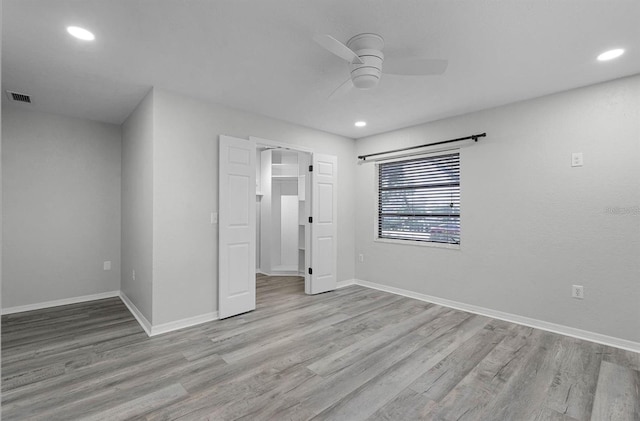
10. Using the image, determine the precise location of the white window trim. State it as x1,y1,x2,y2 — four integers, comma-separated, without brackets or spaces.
373,150,461,250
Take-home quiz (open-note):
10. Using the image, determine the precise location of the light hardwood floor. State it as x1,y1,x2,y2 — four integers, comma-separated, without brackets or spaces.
2,275,639,420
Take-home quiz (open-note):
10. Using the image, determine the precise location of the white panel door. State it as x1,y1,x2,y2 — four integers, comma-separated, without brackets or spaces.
219,135,256,318
309,154,338,294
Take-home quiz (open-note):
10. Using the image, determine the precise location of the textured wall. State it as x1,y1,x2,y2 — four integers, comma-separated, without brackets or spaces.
151,88,356,324
2,105,122,308
355,75,640,342
121,90,154,322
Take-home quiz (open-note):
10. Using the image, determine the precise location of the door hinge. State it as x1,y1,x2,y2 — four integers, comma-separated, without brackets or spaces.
308,267,313,275
308,216,313,223
309,165,313,172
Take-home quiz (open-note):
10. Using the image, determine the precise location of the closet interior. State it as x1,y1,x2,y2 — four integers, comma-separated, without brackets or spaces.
256,147,310,277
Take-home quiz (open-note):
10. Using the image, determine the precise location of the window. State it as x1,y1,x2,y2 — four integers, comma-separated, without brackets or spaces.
378,152,460,244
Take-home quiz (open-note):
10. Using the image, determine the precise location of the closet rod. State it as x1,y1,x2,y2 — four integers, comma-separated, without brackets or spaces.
358,132,486,161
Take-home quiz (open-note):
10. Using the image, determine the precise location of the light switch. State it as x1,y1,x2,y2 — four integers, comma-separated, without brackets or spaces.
211,212,218,224
103,261,111,271
571,152,583,167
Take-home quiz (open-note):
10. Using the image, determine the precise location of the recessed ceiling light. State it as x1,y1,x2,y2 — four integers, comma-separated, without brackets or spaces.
355,121,367,127
67,26,95,41
597,48,624,61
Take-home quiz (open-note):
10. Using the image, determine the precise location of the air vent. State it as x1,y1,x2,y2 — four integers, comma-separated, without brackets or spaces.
6,91,32,103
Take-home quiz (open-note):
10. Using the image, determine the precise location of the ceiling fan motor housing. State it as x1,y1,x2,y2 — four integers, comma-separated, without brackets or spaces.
347,33,385,89
349,49,384,89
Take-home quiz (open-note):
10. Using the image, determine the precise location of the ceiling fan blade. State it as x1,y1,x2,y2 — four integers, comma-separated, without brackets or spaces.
328,78,354,99
383,58,448,76
313,34,364,64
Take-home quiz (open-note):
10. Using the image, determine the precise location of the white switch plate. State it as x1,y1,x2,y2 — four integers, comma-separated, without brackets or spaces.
358,254,364,263
132,270,136,281
103,261,111,271
571,152,583,167
211,212,218,224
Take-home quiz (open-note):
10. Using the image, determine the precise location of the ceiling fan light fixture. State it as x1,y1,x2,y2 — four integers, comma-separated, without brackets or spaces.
352,74,379,89
355,121,367,127
597,48,624,61
67,26,95,41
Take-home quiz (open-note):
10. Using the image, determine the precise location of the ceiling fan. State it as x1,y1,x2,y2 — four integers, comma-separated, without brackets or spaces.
313,33,448,98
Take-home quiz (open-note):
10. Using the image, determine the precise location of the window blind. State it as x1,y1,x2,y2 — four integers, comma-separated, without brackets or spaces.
378,153,460,244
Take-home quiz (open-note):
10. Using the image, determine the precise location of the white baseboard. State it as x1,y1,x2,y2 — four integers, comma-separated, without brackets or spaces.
258,270,301,277
118,291,152,336
4,289,220,338
336,279,357,289
355,279,640,354
150,312,219,336
7,281,635,354
2,291,120,315
118,291,218,337
271,265,298,272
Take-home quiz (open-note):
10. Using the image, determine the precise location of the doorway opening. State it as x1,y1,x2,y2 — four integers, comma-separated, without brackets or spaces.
256,147,311,284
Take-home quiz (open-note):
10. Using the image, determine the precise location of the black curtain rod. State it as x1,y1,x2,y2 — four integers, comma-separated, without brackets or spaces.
358,132,486,161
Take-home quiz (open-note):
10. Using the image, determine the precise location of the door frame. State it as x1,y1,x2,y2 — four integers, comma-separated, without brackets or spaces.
249,136,313,293
250,136,314,154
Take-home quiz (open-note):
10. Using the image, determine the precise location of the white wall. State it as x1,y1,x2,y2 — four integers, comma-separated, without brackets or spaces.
2,105,122,308
121,90,154,322
1,12,4,328
355,74,640,343
152,88,356,325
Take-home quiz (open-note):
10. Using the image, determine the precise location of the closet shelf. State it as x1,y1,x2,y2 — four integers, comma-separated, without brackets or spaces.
271,163,298,178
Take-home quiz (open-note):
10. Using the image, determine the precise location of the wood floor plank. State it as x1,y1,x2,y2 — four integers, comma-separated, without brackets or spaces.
471,330,564,420
264,314,489,420
3,275,639,421
368,387,437,420
422,325,544,420
241,332,443,420
1,328,147,370
144,367,291,421
590,360,640,421
307,304,450,376
311,315,491,421
78,383,188,421
1,351,189,418
407,319,512,401
220,312,350,363
172,366,320,421
1,363,67,391
603,345,640,371
535,407,581,421
2,320,143,363
542,337,603,420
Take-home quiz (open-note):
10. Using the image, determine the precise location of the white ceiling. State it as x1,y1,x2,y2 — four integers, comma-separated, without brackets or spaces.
3,0,640,138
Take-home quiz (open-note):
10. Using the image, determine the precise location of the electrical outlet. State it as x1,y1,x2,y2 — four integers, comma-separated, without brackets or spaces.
571,152,583,167
358,254,364,263
103,261,111,271
132,270,136,281
572,285,584,299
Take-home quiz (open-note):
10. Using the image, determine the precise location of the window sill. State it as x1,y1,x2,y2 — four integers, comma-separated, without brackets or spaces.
374,237,461,250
